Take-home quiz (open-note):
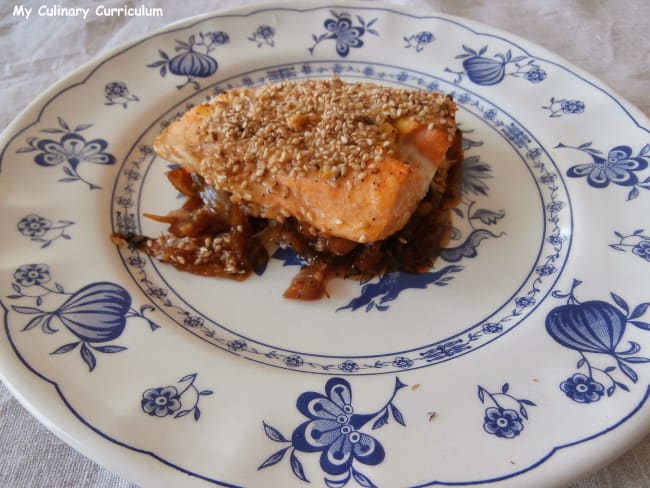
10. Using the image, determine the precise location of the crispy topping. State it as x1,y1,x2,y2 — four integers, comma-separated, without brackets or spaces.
197,77,456,191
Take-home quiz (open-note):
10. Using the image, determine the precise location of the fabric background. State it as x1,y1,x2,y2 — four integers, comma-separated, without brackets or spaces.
1,0,648,486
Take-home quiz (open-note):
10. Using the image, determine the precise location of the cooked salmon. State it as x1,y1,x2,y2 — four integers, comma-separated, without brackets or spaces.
154,78,457,243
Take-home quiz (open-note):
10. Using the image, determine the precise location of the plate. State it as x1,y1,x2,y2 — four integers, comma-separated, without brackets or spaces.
1,2,650,487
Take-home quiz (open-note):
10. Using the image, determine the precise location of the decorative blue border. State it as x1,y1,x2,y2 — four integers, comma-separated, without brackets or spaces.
3,296,650,487
111,60,572,375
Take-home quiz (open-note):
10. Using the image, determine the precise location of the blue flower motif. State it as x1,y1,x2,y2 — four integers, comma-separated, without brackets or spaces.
539,173,556,184
139,144,154,155
560,373,604,403
105,81,128,98
205,31,230,45
546,201,565,213
392,356,413,369
502,123,531,148
249,25,275,47
228,339,247,351
125,168,140,181
301,64,313,75
21,118,116,190
338,360,359,373
292,378,385,475
284,354,304,368
309,11,378,57
566,145,648,189
396,71,408,82
148,287,167,299
142,386,182,417
457,93,471,104
483,407,524,438
117,197,134,208
404,31,434,52
183,315,204,327
527,148,542,159
426,81,439,91
547,234,566,245
483,109,497,120
13,264,51,287
35,133,114,169
325,15,364,57
17,214,51,238
363,66,374,77
524,67,547,83
536,264,556,276
127,256,146,267
415,31,434,44
515,296,536,308
104,81,138,108
561,100,585,114
632,241,650,261
482,322,503,334
259,377,407,486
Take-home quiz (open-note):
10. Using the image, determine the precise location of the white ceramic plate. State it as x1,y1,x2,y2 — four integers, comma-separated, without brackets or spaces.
2,2,650,487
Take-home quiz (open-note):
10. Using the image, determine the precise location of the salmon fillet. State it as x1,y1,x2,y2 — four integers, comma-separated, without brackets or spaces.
154,78,457,243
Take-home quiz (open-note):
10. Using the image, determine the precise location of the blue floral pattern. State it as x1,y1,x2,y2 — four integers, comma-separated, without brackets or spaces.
403,31,434,52
308,10,378,57
17,117,115,190
141,373,213,420
478,383,536,438
104,81,139,108
542,97,585,118
7,264,158,371
16,214,74,248
610,229,650,262
446,45,547,86
557,142,650,200
546,279,650,401
147,31,229,90
248,25,275,47
259,377,406,487
114,61,570,374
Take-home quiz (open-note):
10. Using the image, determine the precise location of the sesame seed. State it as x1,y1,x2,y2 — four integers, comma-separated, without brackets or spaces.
197,77,456,193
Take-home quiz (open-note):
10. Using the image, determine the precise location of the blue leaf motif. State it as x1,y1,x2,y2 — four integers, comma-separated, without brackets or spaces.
371,409,389,429
390,404,406,426
610,292,629,314
290,450,309,482
263,421,288,442
80,342,96,371
630,303,650,319
258,447,290,470
50,341,80,354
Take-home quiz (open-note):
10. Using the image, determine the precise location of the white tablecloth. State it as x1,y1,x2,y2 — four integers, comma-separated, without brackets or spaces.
1,0,648,486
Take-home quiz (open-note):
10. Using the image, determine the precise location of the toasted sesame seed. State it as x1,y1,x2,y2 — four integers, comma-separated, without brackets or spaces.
197,77,456,195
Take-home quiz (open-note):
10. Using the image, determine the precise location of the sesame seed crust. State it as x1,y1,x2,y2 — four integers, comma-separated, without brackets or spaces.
197,77,456,193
